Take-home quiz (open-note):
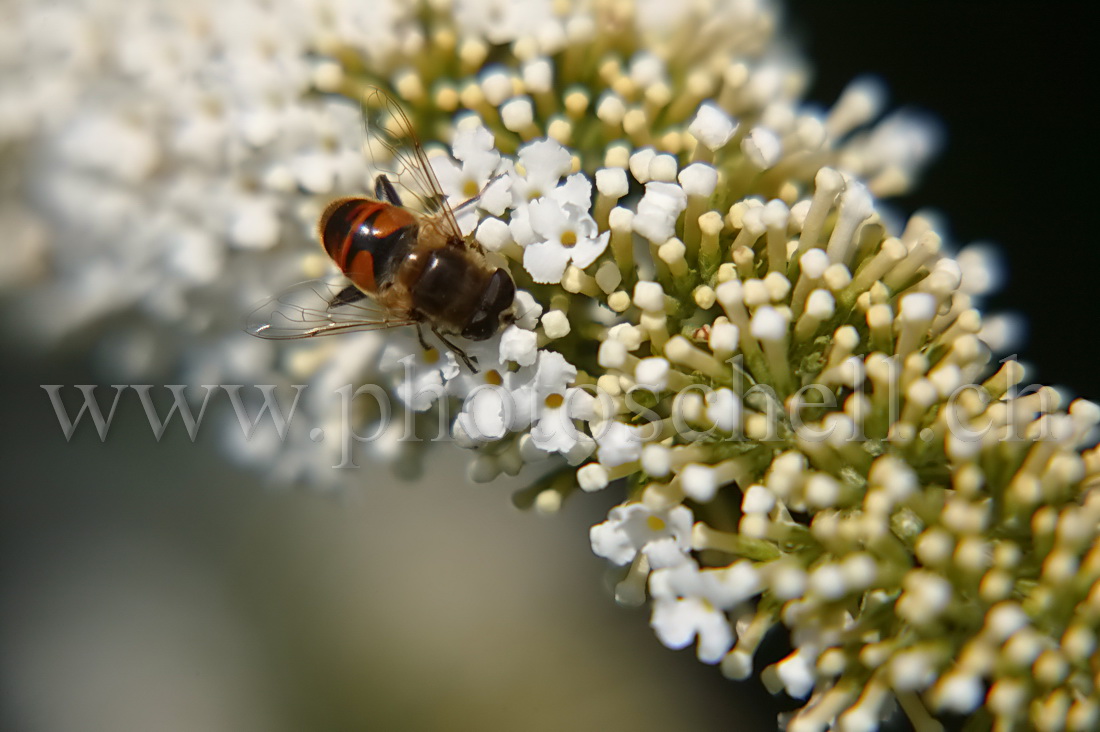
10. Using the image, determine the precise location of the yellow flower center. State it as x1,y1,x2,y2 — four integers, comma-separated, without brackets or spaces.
544,393,565,409
561,230,578,247
462,179,480,198
484,369,503,386
646,515,666,532
423,348,440,364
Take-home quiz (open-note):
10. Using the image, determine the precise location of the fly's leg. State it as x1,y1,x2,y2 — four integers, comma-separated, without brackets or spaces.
374,174,403,206
415,323,433,352
432,326,478,372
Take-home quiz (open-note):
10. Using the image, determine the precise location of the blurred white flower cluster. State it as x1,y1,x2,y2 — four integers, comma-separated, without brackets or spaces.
3,1,1098,730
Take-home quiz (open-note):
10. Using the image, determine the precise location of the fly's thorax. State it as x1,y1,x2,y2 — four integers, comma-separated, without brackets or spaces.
404,247,496,334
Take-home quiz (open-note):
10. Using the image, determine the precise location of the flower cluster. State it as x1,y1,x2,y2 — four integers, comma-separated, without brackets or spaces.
3,1,1098,730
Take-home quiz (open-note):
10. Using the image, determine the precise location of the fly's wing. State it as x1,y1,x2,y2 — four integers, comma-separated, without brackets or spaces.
361,87,464,241
246,278,418,340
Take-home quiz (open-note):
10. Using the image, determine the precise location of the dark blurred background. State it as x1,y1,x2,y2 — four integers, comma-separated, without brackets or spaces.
790,0,1100,399
2,3,1097,731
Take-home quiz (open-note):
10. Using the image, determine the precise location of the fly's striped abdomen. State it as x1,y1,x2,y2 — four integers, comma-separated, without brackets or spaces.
318,197,418,293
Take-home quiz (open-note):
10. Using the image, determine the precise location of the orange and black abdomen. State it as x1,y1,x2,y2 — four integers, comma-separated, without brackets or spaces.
318,197,418,294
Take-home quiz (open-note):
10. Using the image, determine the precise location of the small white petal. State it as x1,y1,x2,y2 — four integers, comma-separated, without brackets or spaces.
628,148,656,182
551,173,593,209
776,651,816,699
590,520,635,565
498,325,538,366
751,305,787,342
742,126,782,168
578,463,609,492
597,422,643,468
475,217,513,252
521,58,553,93
595,167,629,198
899,291,937,322
512,290,543,330
633,280,665,312
501,96,534,131
531,406,581,454
522,239,572,283
648,153,678,182
641,444,671,478
705,388,741,433
708,322,739,355
457,388,510,441
677,163,718,197
518,138,572,181
532,350,577,393
742,484,775,514
650,597,698,649
540,310,570,339
568,230,610,270
681,463,719,502
634,357,670,391
478,174,513,216
689,101,737,150
508,206,537,245
633,181,688,242
528,197,569,240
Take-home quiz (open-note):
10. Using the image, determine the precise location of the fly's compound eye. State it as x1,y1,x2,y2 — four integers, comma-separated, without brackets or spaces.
462,268,516,341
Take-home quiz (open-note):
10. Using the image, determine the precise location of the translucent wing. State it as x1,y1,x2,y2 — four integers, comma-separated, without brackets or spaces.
361,87,463,240
246,278,418,340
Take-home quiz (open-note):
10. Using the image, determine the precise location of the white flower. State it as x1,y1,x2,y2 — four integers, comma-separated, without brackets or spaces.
741,126,782,169
451,0,562,49
705,388,742,434
677,163,718,198
498,324,538,366
474,216,514,252
596,421,645,468
511,290,543,330
431,124,505,233
510,138,572,206
510,156,604,283
689,101,738,150
590,502,694,568
442,339,512,400
649,560,762,663
595,167,629,198
632,181,687,243
681,463,720,502
387,348,460,413
511,350,579,430
452,349,575,444
529,387,595,459
454,385,512,442
522,198,609,284
774,649,816,699
651,595,732,664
